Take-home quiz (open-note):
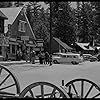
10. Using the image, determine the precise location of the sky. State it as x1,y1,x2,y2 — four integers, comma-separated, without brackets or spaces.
23,2,77,10
38,2,49,10
38,2,77,9
70,2,77,9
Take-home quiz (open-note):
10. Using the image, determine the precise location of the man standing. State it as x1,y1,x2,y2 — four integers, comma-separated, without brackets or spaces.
31,50,36,64
45,52,50,64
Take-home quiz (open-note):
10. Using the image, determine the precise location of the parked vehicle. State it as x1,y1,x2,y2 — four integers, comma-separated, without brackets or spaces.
89,56,98,62
52,53,83,64
95,54,100,61
83,54,92,61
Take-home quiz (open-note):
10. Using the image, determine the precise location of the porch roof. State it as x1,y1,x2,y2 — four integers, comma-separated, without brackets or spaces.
76,42,94,50
0,7,23,33
53,37,73,50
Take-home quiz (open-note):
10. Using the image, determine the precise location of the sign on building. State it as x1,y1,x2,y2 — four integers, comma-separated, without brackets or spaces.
2,37,9,46
37,43,43,47
21,36,29,44
21,36,29,41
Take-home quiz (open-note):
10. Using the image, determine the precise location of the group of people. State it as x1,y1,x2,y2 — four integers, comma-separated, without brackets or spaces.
38,51,50,64
16,48,36,64
16,48,50,64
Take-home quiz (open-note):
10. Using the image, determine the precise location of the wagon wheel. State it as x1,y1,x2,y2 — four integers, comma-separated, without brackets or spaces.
0,64,20,98
65,78,100,98
19,81,67,98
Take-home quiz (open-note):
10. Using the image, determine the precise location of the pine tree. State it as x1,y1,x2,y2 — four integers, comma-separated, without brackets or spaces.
52,2,76,46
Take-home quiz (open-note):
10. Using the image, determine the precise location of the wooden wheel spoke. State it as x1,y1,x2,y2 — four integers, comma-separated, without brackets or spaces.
0,91,15,95
0,74,10,87
41,84,44,98
84,84,93,98
0,68,3,75
29,88,36,98
0,94,16,98
68,85,71,94
92,93,100,98
50,88,56,98
19,82,67,98
71,83,78,95
0,65,20,96
0,83,15,91
81,80,84,98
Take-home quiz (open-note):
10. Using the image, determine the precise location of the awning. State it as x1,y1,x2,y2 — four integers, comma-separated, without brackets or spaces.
26,44,36,47
76,42,94,50
9,42,18,45
53,37,73,50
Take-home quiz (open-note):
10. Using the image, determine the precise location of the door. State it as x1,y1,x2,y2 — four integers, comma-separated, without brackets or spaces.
60,54,67,63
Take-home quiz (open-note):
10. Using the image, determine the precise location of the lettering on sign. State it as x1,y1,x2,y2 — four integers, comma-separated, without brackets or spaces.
2,37,9,46
21,36,29,40
37,43,43,47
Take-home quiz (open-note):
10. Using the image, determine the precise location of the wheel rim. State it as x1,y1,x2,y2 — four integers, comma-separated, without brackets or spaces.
19,81,67,98
0,64,20,98
53,60,57,64
65,78,100,98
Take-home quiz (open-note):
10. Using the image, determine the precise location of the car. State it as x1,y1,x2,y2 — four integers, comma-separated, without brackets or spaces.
82,54,92,61
89,56,98,62
0,55,5,61
52,52,83,64
94,54,100,61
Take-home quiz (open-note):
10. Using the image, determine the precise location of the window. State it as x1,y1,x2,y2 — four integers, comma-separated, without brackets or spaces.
18,20,26,32
61,55,66,58
67,55,72,58
73,56,76,58
0,46,2,55
12,45,15,54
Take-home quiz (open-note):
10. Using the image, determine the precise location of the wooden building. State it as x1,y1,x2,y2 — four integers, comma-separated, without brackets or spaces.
75,42,95,54
0,6,43,60
0,10,8,60
48,37,73,53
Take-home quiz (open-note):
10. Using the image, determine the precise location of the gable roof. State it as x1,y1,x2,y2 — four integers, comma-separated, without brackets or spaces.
0,10,8,19
0,7,23,33
24,11,36,40
53,37,73,50
76,42,94,50
0,6,36,40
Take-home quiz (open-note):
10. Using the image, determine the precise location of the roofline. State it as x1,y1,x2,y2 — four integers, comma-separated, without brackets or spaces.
76,42,89,45
53,38,67,50
53,37,73,50
76,43,94,50
10,7,24,25
24,11,36,40
0,11,8,19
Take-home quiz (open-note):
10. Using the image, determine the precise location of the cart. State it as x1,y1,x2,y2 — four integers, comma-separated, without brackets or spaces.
0,64,100,98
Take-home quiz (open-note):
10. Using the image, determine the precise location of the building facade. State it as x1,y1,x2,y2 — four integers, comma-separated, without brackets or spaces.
0,6,44,60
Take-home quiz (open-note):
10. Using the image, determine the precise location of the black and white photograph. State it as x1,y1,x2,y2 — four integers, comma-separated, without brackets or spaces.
0,1,100,98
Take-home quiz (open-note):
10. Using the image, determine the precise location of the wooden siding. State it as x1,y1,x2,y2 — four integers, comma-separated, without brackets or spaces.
10,11,35,40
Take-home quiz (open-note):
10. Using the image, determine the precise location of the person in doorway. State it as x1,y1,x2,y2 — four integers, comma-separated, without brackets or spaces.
16,50,19,61
19,48,22,61
5,48,9,61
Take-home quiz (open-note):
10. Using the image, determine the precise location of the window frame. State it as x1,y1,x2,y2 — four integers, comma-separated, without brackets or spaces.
18,20,26,32
12,45,16,54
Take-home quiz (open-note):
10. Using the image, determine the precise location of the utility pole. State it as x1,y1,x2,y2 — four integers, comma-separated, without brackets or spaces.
49,2,52,66
77,2,80,42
